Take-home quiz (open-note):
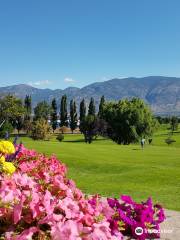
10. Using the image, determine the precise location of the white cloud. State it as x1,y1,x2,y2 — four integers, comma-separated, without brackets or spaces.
64,77,76,83
28,80,52,87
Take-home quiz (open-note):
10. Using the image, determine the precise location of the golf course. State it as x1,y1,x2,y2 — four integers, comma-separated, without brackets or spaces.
18,125,180,211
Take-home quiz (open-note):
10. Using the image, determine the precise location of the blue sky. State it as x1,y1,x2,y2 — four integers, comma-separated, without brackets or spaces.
0,0,180,89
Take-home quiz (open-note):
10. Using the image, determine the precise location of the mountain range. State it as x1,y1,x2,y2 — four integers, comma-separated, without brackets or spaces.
0,76,180,115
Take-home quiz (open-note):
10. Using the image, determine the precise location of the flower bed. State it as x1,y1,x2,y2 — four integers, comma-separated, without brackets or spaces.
0,140,165,239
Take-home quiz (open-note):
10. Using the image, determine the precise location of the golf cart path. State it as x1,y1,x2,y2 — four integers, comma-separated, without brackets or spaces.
159,209,180,239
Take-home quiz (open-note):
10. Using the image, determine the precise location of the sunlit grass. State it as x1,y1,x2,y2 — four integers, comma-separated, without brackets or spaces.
17,130,180,211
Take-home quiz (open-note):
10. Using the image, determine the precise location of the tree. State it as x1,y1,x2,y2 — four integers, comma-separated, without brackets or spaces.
0,95,25,123
15,116,24,134
79,99,86,133
24,95,32,120
98,95,105,119
70,99,77,133
170,116,178,134
80,115,97,143
34,101,50,121
103,98,156,144
80,115,108,144
51,98,58,133
60,95,68,127
23,119,33,135
31,119,51,140
23,95,32,134
156,116,171,124
88,97,96,116
0,121,14,138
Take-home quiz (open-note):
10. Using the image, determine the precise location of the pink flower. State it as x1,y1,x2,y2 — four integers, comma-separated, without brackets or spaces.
13,195,25,224
15,227,39,240
51,220,81,240
83,214,94,226
0,144,165,240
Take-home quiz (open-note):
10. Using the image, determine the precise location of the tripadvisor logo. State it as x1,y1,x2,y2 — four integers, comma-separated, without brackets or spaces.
135,227,143,236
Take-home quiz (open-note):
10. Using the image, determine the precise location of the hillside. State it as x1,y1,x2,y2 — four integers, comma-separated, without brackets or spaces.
0,76,180,115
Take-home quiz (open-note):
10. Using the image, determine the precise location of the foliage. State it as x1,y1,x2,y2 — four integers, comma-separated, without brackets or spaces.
98,95,105,119
170,116,178,134
88,97,96,116
148,138,153,144
103,98,156,144
0,121,14,138
79,99,86,132
0,142,165,239
165,137,176,145
156,116,171,124
34,101,51,121
23,119,33,135
80,114,96,143
60,95,68,127
0,95,25,122
70,99,78,133
80,115,107,143
31,119,51,140
51,98,58,132
56,133,64,142
14,116,24,133
24,95,32,120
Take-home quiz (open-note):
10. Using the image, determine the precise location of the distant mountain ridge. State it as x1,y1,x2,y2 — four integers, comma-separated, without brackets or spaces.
0,76,180,115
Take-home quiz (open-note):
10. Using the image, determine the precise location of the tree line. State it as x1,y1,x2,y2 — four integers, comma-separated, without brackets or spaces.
0,94,102,135
0,94,168,144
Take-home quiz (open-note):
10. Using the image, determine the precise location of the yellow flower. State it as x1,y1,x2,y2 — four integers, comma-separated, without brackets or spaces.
0,156,5,164
2,161,16,175
0,141,15,155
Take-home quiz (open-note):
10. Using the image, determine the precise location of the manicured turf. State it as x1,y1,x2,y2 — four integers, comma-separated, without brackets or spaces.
16,129,180,211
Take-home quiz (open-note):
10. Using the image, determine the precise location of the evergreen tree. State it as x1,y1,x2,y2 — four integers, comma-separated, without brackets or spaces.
98,95,105,118
70,99,77,133
51,98,58,133
24,95,32,120
34,101,50,121
80,99,86,121
79,99,86,132
60,95,68,127
88,97,96,116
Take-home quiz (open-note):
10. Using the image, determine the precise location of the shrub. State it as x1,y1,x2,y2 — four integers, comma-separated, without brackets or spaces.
148,138,153,144
56,133,64,142
23,119,32,135
165,137,176,145
31,119,51,140
0,121,14,138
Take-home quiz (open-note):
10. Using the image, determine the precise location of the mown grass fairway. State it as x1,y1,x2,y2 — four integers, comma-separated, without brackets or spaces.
19,130,180,211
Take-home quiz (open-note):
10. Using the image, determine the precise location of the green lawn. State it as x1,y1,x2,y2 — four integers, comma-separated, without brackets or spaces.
16,130,180,211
